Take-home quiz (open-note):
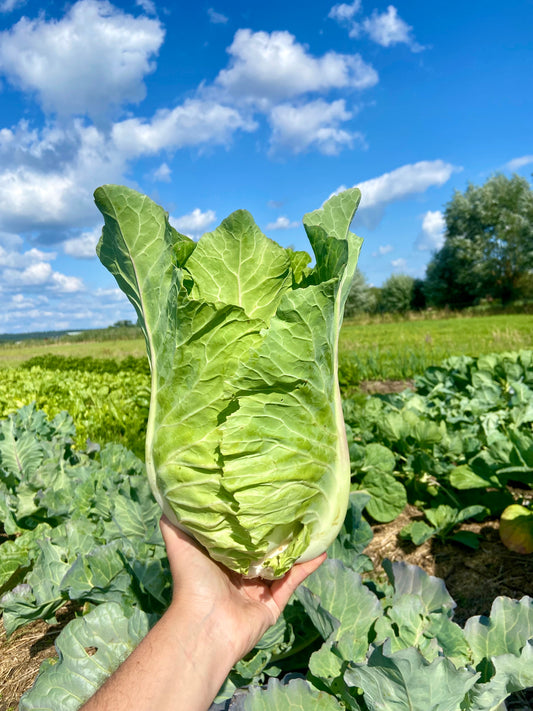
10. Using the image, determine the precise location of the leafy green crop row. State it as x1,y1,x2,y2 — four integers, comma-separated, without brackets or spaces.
344,350,533,547
19,354,149,375
0,365,149,458
1,405,532,710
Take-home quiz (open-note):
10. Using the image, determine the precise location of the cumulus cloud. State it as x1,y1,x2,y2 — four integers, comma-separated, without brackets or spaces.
0,0,164,118
355,160,456,210
0,120,125,233
50,272,85,292
112,99,256,155
329,3,424,51
417,210,445,251
269,99,363,155
0,0,26,12
331,160,457,229
171,208,217,237
391,257,407,270
328,0,363,38
63,227,101,258
0,230,23,250
0,11,382,242
328,1,362,24
0,243,84,293
208,8,228,24
372,244,393,257
136,0,156,14
265,216,299,230
152,162,172,182
214,29,378,106
363,6,423,51
0,103,254,235
505,155,533,171
0,245,56,268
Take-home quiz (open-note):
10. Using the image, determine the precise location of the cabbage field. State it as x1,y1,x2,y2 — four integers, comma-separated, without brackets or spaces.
0,346,532,710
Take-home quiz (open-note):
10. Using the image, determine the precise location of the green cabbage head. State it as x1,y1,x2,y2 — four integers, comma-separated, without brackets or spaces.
95,185,362,578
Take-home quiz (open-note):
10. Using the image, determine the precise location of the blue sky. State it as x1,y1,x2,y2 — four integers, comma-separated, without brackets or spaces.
0,0,531,333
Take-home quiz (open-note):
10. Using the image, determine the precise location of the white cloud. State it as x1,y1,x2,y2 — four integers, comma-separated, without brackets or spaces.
0,240,84,293
63,227,101,258
0,0,164,118
0,245,56,268
0,231,23,250
214,29,378,106
354,160,457,210
265,216,299,230
0,120,125,233
0,102,254,234
153,162,172,182
506,155,533,171
391,257,407,270
0,0,26,12
112,99,256,155
136,0,156,14
208,8,228,24
50,272,85,292
329,3,424,50
328,1,362,23
417,210,445,251
372,244,393,257
269,99,363,155
363,5,424,51
328,1,363,38
0,101,257,234
7,293,46,310
171,208,217,237
331,160,457,230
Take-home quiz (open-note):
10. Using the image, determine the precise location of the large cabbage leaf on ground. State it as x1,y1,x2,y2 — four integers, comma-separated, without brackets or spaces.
95,185,362,578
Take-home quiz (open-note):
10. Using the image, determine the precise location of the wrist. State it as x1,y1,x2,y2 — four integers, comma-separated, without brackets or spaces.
164,597,239,680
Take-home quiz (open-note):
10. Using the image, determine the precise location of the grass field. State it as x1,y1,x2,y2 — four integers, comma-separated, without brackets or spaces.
339,312,533,383
0,336,147,368
2,312,532,380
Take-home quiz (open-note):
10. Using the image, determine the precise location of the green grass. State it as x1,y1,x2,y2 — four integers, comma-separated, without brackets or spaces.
0,337,146,368
339,312,533,385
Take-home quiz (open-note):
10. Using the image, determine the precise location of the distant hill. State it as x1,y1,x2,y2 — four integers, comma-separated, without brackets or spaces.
0,324,141,344
0,329,84,343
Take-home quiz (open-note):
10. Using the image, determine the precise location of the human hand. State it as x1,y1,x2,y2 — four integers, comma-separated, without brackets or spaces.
159,516,326,663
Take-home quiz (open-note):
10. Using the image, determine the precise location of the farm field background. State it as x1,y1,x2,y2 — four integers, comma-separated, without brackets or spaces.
1,312,532,710
2,312,533,376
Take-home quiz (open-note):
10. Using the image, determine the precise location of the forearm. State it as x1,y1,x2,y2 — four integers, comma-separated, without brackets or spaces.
81,601,236,711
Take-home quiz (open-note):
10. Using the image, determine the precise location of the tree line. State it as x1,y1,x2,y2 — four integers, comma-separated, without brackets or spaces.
345,173,533,317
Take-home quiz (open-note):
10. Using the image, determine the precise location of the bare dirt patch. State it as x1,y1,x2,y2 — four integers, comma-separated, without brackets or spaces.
358,379,416,394
0,604,80,711
366,505,533,623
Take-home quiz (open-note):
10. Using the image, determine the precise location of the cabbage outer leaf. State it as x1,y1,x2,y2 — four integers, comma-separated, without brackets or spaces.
95,185,361,578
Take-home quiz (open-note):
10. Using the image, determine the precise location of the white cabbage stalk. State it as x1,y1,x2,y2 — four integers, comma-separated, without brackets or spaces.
95,185,362,578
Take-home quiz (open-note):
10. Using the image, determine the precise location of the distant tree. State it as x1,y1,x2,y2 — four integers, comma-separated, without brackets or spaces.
411,278,427,310
112,320,134,328
344,269,376,317
424,174,533,307
379,274,415,313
